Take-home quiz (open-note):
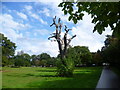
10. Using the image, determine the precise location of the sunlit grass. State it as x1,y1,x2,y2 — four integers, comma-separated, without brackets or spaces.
0,67,2,89
2,67,102,88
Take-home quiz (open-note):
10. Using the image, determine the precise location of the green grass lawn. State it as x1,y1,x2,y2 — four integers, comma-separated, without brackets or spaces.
2,67,102,88
0,67,2,89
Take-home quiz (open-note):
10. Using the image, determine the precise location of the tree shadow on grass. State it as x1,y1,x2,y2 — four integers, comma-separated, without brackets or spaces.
27,72,97,88
36,75,58,77
24,71,92,78
23,73,58,77
5,70,92,78
5,73,58,77
24,74,35,77
75,70,92,73
36,70,56,72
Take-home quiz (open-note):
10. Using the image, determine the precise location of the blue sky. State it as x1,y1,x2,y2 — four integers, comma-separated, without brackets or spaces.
0,1,112,57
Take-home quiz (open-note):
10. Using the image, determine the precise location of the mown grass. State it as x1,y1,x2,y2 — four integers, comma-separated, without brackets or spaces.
2,67,102,88
0,67,2,89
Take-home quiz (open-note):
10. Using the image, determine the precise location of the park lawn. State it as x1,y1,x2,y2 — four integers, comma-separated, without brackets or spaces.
2,67,102,88
0,67,2,89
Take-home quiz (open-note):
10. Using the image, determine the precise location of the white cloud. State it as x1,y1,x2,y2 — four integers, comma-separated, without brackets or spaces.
34,29,51,36
1,14,30,30
0,13,31,45
71,26,104,52
0,13,58,57
35,1,70,23
2,29,23,41
34,0,62,5
70,13,112,52
24,5,48,25
2,0,62,2
24,5,32,10
30,13,38,19
15,37,59,57
17,12,28,20
39,8,50,17
39,18,47,25
30,13,47,24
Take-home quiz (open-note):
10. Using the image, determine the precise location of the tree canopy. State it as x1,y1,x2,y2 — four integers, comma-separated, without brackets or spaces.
14,53,31,67
101,35,120,68
0,33,16,66
67,46,92,66
58,2,120,38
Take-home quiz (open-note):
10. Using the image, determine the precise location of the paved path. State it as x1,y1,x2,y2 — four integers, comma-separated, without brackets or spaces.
96,67,120,89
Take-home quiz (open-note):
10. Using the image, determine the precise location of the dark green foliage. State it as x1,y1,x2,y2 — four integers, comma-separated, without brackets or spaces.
37,53,52,67
47,57,56,67
14,52,56,67
39,53,51,60
58,2,120,38
56,58,74,77
0,33,16,66
92,50,103,66
66,46,92,67
14,53,31,67
101,36,120,68
31,53,56,67
31,55,37,66
56,46,92,76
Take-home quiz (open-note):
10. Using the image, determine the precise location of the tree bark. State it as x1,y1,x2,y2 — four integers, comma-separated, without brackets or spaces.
49,16,76,66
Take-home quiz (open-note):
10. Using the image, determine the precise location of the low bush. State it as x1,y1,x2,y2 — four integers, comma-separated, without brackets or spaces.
56,58,74,77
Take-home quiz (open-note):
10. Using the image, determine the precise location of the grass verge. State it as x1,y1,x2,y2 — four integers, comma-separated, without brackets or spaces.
2,67,102,88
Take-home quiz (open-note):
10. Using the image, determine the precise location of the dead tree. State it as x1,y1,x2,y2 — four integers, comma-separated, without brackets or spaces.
48,16,76,66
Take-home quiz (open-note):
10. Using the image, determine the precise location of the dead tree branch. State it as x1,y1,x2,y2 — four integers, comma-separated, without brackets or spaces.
48,16,76,65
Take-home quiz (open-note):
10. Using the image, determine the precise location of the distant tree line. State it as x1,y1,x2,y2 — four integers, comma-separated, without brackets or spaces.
1,33,101,68
13,52,56,67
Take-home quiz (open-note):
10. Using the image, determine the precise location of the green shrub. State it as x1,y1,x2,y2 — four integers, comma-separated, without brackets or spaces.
56,58,74,77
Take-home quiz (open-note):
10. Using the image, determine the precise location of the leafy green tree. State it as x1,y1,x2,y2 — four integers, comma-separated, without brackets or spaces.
67,46,92,66
46,58,55,67
34,60,40,67
50,57,57,67
39,53,51,60
22,53,31,66
31,53,52,67
40,60,47,67
14,55,24,67
39,53,51,67
101,35,120,68
14,53,31,67
93,50,103,66
58,2,120,38
0,33,16,66
31,55,37,66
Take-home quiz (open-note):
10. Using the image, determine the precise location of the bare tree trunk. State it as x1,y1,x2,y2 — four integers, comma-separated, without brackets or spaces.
48,16,76,66
57,40,66,66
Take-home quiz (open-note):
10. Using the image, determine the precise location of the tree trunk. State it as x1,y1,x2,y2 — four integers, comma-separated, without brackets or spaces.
48,16,76,77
